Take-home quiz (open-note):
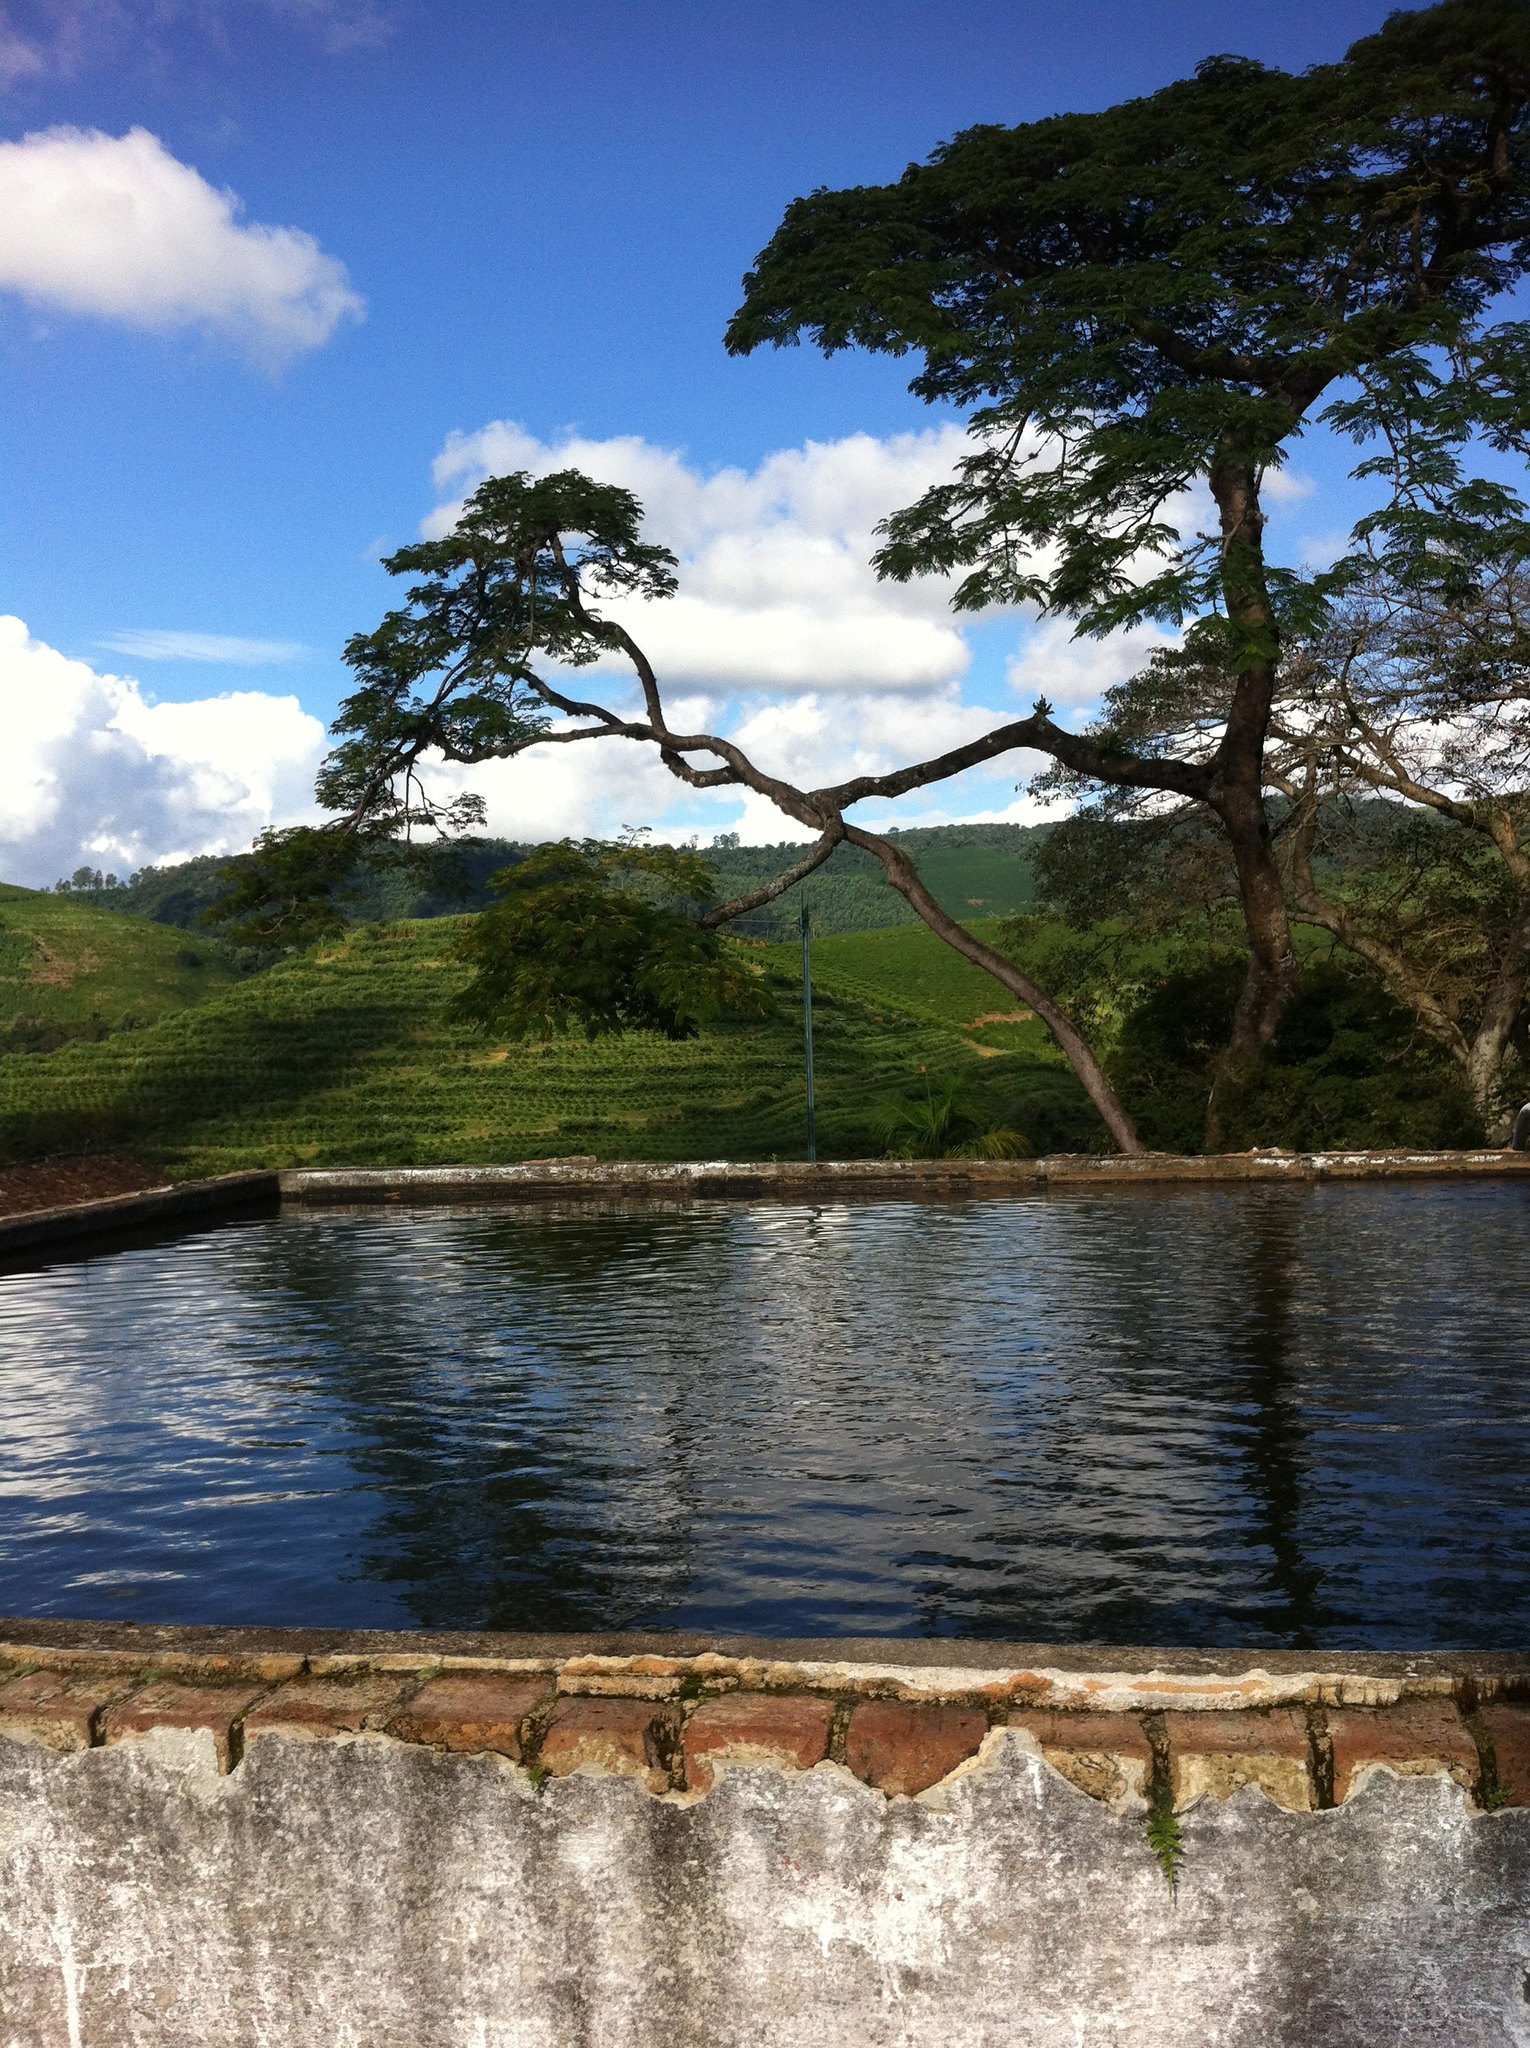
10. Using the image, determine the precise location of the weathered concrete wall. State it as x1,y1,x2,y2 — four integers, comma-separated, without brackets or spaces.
1,1625,1527,2046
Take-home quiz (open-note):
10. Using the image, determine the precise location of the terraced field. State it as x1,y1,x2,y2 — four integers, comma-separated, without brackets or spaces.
0,914,1100,1175
0,884,250,1040
793,920,1061,1059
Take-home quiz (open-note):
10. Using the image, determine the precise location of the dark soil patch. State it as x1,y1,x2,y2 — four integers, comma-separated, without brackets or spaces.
0,1153,170,1219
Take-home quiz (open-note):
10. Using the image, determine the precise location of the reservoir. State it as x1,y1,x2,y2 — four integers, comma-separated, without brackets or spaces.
1,1183,1526,1648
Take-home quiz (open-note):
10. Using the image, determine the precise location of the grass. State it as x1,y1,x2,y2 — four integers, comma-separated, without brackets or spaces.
0,884,250,1034
789,920,1062,1060
0,911,1102,1176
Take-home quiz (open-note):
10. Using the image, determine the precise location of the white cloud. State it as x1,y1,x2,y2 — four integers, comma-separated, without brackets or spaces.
427,420,978,695
404,421,1189,843
1263,465,1316,506
0,616,325,885
0,126,363,364
1006,614,1177,712
1,425,1192,881
96,629,307,665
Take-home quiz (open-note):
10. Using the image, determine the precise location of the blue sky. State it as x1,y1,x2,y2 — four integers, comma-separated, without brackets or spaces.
0,0,1439,881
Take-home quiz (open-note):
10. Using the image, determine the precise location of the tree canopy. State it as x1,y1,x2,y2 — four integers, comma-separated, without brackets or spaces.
209,1,1530,1156
726,0,1530,1129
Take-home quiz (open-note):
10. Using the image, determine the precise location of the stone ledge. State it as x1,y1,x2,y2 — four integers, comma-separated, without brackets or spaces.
278,1150,1530,1205
0,1170,279,1257
2,1623,1524,1811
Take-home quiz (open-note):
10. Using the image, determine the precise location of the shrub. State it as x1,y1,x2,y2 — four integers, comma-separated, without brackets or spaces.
1109,953,1483,1153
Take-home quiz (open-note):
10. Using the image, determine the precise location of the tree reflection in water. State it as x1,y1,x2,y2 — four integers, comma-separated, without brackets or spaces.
0,1184,1526,1647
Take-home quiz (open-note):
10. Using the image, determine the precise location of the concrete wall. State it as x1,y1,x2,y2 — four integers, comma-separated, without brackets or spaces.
1,1624,1527,2046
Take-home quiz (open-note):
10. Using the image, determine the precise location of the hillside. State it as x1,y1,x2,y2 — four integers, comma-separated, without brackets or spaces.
0,885,253,1055
0,916,1102,1176
793,922,1061,1060
57,820,1048,941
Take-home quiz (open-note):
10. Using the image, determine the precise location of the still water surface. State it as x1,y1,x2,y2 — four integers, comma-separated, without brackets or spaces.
0,1186,1526,1647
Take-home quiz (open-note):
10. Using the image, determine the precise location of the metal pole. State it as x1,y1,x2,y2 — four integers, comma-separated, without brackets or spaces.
800,896,816,1163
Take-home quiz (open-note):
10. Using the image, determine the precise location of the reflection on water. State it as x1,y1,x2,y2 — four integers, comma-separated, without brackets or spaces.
0,1185,1526,1647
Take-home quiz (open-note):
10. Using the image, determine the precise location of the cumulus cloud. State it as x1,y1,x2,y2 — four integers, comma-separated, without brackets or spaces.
428,420,978,696
0,616,325,886
1006,614,1177,713
96,629,307,664
404,420,1184,842
0,126,363,363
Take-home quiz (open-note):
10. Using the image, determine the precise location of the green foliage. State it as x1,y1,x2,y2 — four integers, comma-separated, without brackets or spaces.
0,914,1093,1174
870,1073,1031,1159
202,826,369,951
84,823,1050,940
52,866,130,896
1144,1807,1184,1896
728,3,1530,629
1109,953,1483,1153
0,884,250,1043
451,840,772,1041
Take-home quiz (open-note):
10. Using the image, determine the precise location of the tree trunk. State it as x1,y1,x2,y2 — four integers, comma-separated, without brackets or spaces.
1203,446,1304,1149
1463,895,1530,1133
1204,764,1304,1148
845,823,1144,1155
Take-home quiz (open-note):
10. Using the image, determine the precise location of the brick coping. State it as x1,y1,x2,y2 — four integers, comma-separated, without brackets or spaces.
2,1621,1526,1814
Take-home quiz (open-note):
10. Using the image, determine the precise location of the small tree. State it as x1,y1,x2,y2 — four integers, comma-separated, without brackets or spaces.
1029,558,1530,1134
1273,563,1530,1125
724,0,1530,1135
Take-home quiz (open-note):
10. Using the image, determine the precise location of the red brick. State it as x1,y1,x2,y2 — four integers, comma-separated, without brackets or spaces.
101,1680,271,1771
1009,1709,1153,1808
1479,1703,1530,1808
539,1696,678,1792
0,1668,140,1753
1328,1701,1479,1803
1165,1709,1313,1812
684,1694,835,1793
244,1671,419,1744
383,1674,552,1760
847,1702,987,1797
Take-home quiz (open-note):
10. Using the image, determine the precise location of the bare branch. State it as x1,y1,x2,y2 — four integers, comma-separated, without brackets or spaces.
698,824,846,927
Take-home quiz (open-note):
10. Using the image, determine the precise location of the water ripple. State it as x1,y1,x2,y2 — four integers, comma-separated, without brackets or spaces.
0,1184,1527,1646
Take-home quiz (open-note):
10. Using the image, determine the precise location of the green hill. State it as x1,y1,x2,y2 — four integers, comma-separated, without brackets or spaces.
0,885,253,1055
0,915,1101,1177
59,820,1048,941
793,921,1060,1060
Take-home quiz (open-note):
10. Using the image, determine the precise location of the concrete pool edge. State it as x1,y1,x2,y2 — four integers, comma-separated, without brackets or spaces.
5,1147,1529,1258
0,1168,278,1256
279,1149,1530,1204
2,1619,1526,1810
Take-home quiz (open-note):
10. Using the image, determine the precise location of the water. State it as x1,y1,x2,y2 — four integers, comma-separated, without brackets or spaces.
0,1185,1526,1648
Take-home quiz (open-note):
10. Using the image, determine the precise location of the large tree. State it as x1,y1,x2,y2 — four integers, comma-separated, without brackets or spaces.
1029,568,1530,1137
226,469,1144,1150
220,0,1530,1157
724,0,1530,1136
